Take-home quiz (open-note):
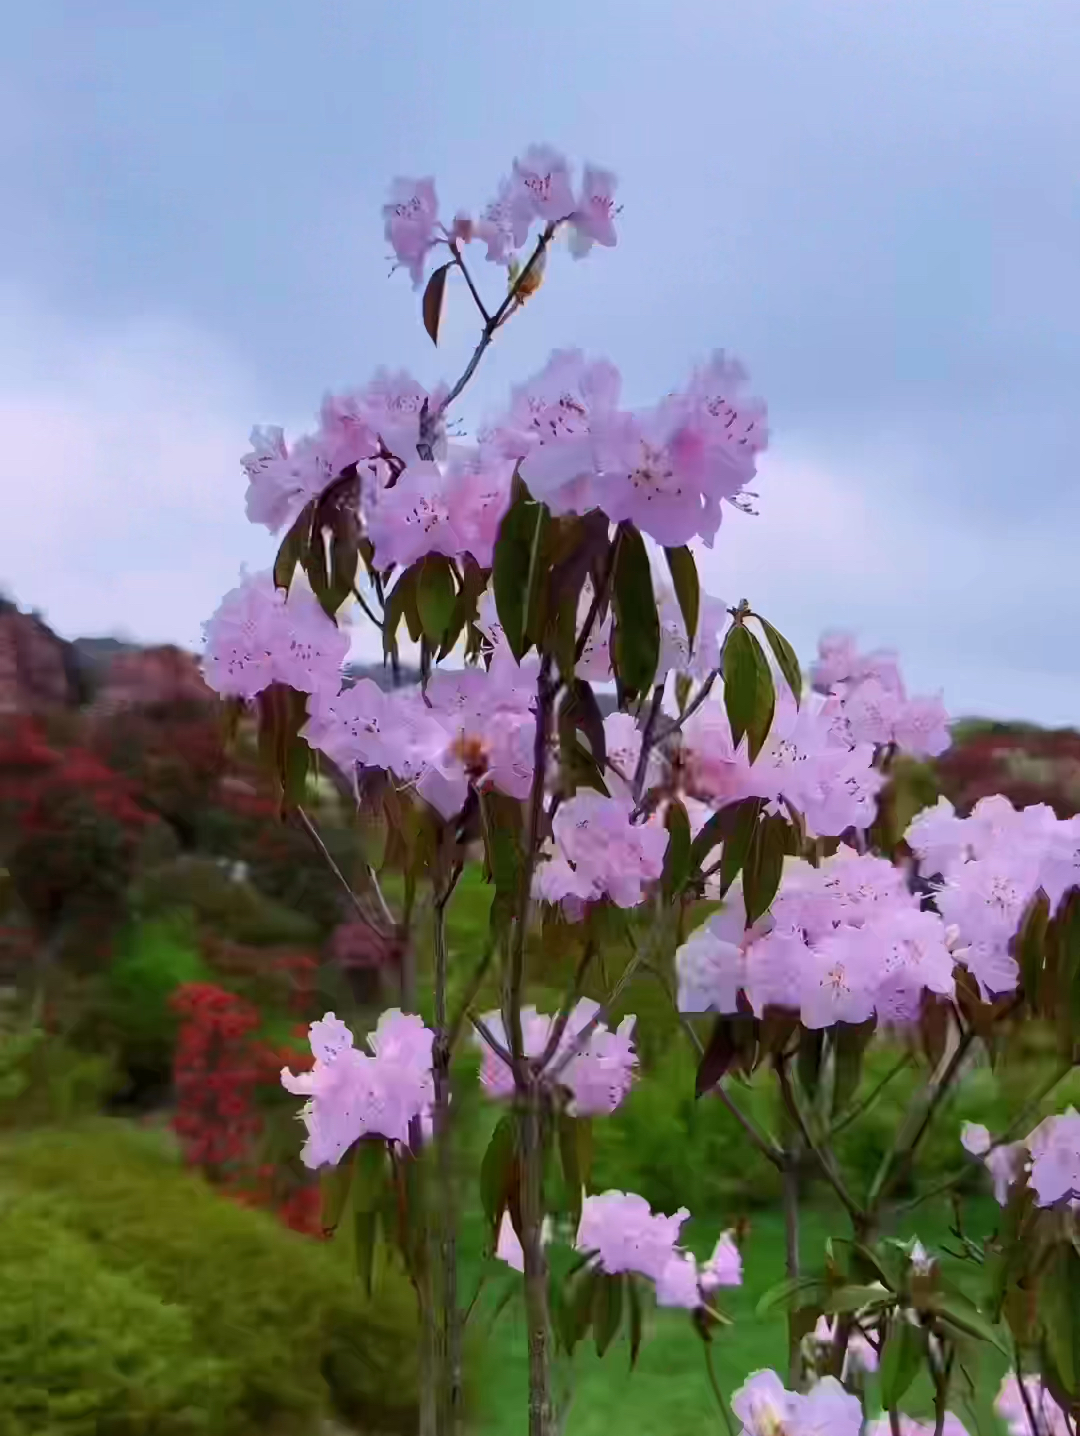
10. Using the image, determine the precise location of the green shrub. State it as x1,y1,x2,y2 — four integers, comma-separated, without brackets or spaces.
0,1022,117,1130
1,1120,418,1433
0,1200,232,1436
133,857,320,948
105,911,210,1079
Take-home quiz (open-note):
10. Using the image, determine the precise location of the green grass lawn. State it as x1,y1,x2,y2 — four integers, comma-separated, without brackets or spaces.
460,1197,1008,1436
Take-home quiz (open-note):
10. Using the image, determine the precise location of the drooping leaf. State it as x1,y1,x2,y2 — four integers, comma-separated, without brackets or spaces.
558,1113,588,1227
662,799,693,900
743,813,789,925
1014,889,1050,1006
558,1267,600,1356
879,1317,928,1407
493,492,544,661
695,1014,757,1096
717,797,766,897
559,681,607,771
480,1114,519,1232
354,1208,381,1297
482,791,525,897
320,1142,358,1235
723,624,776,762
627,1276,644,1370
422,262,451,345
383,564,421,657
756,616,803,706
593,1273,624,1357
273,501,313,592
611,524,660,701
416,554,457,647
1040,1250,1080,1394
664,546,700,654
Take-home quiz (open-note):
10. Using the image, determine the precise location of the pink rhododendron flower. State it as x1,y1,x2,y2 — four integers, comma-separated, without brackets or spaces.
383,176,440,287
474,998,637,1116
793,1376,864,1436
675,884,771,1015
576,1191,696,1300
656,586,728,684
569,164,619,257
497,348,620,516
996,1373,1071,1436
201,568,349,701
731,1370,799,1436
365,448,515,570
811,631,950,758
281,1009,434,1165
812,1316,878,1376
1026,1107,1080,1207
700,1231,743,1292
474,178,516,265
509,144,576,243
534,791,669,910
241,426,346,535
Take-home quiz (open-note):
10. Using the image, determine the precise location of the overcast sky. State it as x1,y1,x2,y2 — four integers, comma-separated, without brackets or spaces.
2,1,1078,723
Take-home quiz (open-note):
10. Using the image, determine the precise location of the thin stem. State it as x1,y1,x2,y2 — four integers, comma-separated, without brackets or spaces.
665,669,720,737
639,955,784,1167
547,947,643,1083
447,938,497,1052
573,529,622,663
1013,1343,1044,1436
889,1411,902,1436
471,1014,515,1068
449,242,491,325
294,805,395,934
433,874,463,1434
439,225,556,418
776,1057,864,1224
536,941,597,1072
783,1143,803,1389
351,583,385,630
632,685,667,801
702,1342,736,1436
521,1081,556,1436
830,1052,914,1137
868,1027,976,1209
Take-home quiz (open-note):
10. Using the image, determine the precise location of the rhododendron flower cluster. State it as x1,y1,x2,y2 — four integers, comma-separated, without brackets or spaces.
731,1369,862,1436
996,1372,1071,1436
384,145,618,286
201,568,350,701
962,1109,1080,1208
474,998,637,1116
906,793,1080,998
810,631,951,759
574,1192,740,1309
490,347,768,547
866,1417,970,1436
677,845,957,1028
533,791,669,912
281,1009,434,1166
677,686,886,839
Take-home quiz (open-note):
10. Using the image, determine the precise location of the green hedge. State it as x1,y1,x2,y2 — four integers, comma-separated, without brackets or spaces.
0,1121,418,1435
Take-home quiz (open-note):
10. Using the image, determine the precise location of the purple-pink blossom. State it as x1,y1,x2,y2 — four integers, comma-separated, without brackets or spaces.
576,1190,701,1306
700,1231,743,1293
996,1373,1071,1436
383,177,440,288
280,1009,434,1166
474,997,638,1117
201,567,349,701
731,1370,862,1436
533,791,669,911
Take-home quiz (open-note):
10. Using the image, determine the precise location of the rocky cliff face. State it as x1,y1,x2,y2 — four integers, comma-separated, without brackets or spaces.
0,599,82,713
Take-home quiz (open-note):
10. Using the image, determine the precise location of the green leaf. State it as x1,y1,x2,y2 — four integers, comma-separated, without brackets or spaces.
558,1268,599,1356
320,1142,357,1235
493,492,544,661
928,1293,1009,1355
821,1284,895,1315
593,1273,624,1357
354,1208,381,1298
416,554,457,647
481,1115,518,1232
1014,888,1050,1006
352,1137,389,1213
558,1113,586,1227
1040,1250,1080,1392
743,813,789,925
664,546,700,654
627,1276,644,1370
422,262,451,345
611,524,660,701
482,792,525,897
383,565,420,658
879,1317,928,1407
559,681,607,771
717,797,765,897
662,799,693,900
723,625,776,762
273,502,313,592
756,616,803,706
695,1014,757,1096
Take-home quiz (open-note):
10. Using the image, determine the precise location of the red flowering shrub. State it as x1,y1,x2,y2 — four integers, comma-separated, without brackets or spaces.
170,981,321,1235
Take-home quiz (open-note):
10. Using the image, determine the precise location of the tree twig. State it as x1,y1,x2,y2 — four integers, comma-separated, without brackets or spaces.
776,1057,864,1224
